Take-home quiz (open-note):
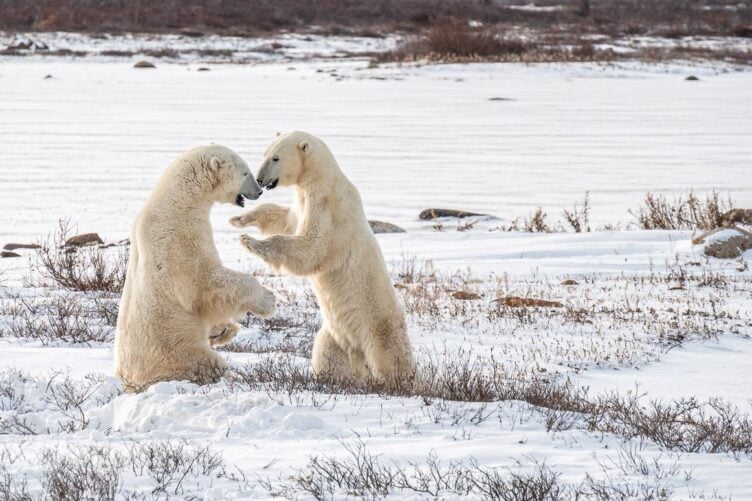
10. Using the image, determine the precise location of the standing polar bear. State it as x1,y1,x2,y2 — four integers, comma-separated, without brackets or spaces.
230,131,415,385
115,145,276,392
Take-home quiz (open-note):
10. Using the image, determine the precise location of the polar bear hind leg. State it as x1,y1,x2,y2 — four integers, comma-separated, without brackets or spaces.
312,328,367,381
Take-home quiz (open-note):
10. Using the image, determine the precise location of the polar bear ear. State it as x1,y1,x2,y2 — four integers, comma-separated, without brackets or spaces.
209,156,223,171
298,141,310,154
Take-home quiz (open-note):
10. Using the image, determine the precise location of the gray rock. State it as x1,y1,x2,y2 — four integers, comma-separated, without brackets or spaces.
1,251,21,258
704,228,752,259
3,243,40,251
133,61,156,69
419,208,486,220
369,220,406,234
685,75,699,81
65,233,103,247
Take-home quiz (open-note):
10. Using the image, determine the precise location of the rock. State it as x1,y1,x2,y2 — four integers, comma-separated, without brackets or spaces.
452,290,481,300
369,220,406,234
8,38,48,51
419,208,486,220
44,74,53,79
1,251,20,258
494,296,563,308
685,75,699,81
702,228,752,259
560,279,579,286
488,97,515,101
133,61,156,69
720,208,752,228
65,233,103,247
197,67,210,72
3,243,40,251
733,25,752,38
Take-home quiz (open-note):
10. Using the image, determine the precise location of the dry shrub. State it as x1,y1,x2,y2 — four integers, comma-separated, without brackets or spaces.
422,17,526,58
562,192,591,233
30,220,128,293
263,439,562,499
631,190,733,230
233,349,752,456
525,207,553,233
0,293,113,345
41,446,123,501
2,441,229,499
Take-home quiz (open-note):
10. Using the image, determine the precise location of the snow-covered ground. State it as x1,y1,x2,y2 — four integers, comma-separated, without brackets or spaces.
1,51,752,498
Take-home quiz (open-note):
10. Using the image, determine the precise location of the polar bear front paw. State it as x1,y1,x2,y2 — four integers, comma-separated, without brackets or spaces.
230,214,254,228
209,322,240,347
240,234,260,253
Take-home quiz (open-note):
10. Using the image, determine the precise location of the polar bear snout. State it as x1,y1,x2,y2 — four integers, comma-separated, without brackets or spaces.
236,176,264,206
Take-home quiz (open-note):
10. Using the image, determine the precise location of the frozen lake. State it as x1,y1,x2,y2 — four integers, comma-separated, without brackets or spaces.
1,60,751,247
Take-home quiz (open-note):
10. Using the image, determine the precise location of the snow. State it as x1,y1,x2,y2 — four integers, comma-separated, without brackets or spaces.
1,42,752,498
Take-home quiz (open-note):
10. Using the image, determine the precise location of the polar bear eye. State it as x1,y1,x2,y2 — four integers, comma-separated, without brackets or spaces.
243,172,249,177
272,155,279,162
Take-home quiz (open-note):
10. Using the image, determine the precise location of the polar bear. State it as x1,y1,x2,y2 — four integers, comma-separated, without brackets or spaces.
115,145,276,392
230,131,415,385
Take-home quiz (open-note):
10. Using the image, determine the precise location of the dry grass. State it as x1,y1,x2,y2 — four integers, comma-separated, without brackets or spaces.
0,292,114,345
631,190,734,230
562,192,591,233
232,347,752,457
0,440,231,499
262,439,563,499
377,18,617,64
30,220,128,293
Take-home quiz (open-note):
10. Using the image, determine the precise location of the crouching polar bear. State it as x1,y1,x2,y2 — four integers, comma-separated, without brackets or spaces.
230,131,415,385
115,145,276,392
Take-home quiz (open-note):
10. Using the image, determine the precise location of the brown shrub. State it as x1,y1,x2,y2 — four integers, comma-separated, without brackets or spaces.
630,190,733,230
30,220,128,293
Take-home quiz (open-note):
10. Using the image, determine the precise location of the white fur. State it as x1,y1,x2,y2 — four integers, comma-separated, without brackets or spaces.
115,145,275,392
231,132,415,385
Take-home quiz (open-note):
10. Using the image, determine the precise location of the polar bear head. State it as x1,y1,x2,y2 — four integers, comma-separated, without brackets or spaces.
256,131,326,190
178,145,263,207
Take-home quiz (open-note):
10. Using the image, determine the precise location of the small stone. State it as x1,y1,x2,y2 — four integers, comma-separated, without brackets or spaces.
452,290,481,300
488,97,514,101
369,220,406,234
197,67,210,72
44,74,53,79
685,75,699,81
3,243,40,251
419,208,486,220
133,61,156,69
1,251,20,258
560,279,579,286
65,233,103,247
495,296,563,308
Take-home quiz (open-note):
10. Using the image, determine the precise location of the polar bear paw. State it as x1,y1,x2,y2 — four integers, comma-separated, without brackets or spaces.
209,322,240,347
229,213,255,228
